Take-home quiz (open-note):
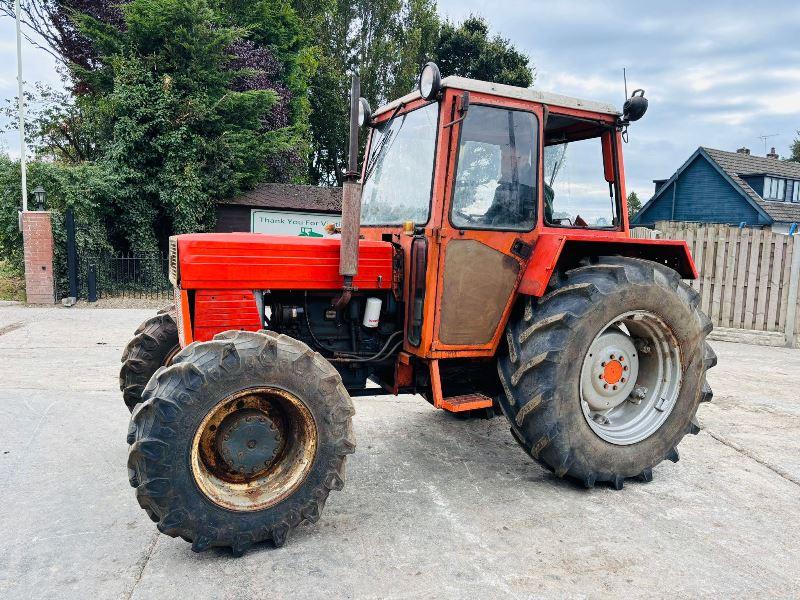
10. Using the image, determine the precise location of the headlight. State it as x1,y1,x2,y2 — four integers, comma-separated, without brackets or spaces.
358,97,372,127
418,62,441,100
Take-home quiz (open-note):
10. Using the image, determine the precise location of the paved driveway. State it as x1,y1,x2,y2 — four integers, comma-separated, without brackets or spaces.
1,306,799,599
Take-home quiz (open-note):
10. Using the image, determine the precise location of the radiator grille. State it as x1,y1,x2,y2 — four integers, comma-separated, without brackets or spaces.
174,287,185,346
168,236,179,286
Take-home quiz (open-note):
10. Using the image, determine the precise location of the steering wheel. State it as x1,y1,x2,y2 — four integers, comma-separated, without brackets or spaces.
455,210,481,224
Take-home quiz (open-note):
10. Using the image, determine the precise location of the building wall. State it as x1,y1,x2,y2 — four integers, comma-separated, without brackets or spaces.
740,175,764,197
215,205,251,233
214,205,341,233
636,156,766,226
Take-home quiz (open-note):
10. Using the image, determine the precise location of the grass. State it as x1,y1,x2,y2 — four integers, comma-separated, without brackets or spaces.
0,260,26,302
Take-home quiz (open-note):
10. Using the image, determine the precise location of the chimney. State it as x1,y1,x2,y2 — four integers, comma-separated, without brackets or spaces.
736,147,750,155
767,147,779,159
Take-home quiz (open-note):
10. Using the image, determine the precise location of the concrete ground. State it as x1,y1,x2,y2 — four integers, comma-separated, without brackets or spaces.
1,306,799,600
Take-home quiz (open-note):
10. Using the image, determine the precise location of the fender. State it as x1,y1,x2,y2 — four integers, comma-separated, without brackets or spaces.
519,232,698,296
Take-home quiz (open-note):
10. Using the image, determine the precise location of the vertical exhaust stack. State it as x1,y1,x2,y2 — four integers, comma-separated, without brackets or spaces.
339,74,363,295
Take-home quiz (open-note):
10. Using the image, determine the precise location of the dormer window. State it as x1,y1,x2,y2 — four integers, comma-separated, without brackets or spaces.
764,176,786,201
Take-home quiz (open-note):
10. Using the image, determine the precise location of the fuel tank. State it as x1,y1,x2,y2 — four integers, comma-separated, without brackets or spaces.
174,233,394,291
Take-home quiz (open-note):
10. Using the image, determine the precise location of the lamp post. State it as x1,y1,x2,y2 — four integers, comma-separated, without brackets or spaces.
15,0,28,216
33,186,45,211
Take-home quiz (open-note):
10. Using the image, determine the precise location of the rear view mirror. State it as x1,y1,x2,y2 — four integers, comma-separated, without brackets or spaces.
623,89,648,123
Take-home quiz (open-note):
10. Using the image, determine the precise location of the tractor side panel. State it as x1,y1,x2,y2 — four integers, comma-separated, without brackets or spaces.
193,290,262,342
438,239,520,345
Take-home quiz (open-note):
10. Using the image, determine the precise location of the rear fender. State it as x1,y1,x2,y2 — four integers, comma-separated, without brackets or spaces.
519,233,698,296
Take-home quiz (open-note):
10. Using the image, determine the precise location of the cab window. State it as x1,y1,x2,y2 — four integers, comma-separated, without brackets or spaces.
450,106,538,231
544,114,619,228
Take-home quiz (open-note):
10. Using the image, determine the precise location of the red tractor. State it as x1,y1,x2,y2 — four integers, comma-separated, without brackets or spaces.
122,64,714,555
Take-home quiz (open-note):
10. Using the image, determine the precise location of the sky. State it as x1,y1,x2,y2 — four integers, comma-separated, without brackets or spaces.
2,1,800,200
435,0,800,198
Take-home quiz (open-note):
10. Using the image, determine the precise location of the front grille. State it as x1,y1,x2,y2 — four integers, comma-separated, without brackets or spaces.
174,287,185,346
168,236,179,286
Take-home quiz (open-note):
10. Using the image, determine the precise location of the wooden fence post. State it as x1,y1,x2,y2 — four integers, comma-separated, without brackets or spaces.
785,236,800,348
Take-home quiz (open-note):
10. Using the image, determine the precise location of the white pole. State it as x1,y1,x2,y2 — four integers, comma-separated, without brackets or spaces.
15,0,28,213
785,235,800,348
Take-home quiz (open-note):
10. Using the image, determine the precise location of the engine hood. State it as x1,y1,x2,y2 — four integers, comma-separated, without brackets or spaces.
174,233,394,291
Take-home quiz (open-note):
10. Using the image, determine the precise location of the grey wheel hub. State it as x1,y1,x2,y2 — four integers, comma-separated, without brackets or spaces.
580,311,682,445
582,331,639,411
216,409,282,476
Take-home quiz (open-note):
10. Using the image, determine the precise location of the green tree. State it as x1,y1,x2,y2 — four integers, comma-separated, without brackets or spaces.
0,84,100,164
302,5,533,185
1,0,313,255
93,0,289,251
790,131,800,163
303,0,439,184
433,15,533,88
627,191,642,221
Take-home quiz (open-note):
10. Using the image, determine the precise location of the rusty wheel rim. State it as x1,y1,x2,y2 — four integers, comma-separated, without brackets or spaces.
190,387,317,512
164,345,181,367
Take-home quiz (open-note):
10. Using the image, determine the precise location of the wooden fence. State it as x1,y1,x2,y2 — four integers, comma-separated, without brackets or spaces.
632,222,800,348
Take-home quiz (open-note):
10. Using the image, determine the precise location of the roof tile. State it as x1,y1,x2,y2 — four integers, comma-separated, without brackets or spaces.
220,183,342,212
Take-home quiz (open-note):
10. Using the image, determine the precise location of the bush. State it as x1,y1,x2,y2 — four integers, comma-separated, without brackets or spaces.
0,155,115,297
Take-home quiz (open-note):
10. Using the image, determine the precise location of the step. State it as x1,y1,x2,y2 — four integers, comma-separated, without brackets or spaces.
440,393,494,413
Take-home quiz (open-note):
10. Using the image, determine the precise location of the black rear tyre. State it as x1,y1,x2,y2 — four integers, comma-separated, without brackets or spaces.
126,330,355,555
120,310,180,412
497,256,715,489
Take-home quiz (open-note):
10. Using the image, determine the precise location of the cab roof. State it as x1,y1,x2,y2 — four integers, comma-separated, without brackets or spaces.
372,75,620,118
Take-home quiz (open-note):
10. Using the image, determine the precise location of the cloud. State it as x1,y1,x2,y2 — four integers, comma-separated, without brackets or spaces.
438,0,800,198
2,1,799,198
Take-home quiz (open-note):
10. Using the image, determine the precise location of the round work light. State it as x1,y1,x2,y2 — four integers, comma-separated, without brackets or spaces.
358,97,372,127
418,62,441,100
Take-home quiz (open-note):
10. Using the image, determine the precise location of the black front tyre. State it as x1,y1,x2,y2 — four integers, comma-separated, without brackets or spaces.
126,330,355,555
497,256,715,489
120,310,180,412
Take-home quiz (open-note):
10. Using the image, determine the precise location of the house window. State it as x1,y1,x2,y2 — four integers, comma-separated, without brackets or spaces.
793,180,800,203
764,176,786,201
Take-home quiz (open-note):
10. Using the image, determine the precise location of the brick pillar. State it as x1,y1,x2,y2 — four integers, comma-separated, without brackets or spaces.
21,211,56,305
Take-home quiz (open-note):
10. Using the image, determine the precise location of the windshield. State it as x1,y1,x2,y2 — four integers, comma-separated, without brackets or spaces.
361,102,439,225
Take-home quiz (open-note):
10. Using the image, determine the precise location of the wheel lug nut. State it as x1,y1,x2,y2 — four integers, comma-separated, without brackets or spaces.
603,383,608,389
623,365,628,371
613,385,618,390
601,362,606,367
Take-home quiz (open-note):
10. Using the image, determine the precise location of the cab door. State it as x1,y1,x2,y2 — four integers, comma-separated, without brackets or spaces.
429,91,543,355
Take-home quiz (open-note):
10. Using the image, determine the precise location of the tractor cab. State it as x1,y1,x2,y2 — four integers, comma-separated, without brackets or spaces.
355,67,666,362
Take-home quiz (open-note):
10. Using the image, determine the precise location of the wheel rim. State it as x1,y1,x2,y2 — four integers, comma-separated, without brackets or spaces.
191,387,317,511
164,345,181,366
580,311,682,445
